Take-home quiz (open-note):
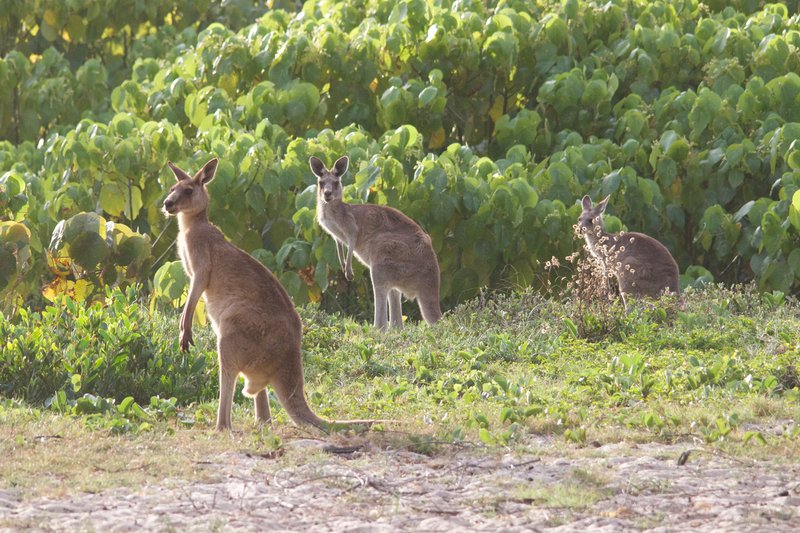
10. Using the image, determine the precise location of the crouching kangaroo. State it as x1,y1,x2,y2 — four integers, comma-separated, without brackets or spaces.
310,155,442,330
578,195,680,308
162,158,330,431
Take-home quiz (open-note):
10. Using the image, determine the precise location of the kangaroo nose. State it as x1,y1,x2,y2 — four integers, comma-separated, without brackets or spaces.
164,199,174,210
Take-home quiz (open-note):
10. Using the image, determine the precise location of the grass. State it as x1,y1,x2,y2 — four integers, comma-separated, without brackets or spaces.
1,284,800,500
301,285,800,450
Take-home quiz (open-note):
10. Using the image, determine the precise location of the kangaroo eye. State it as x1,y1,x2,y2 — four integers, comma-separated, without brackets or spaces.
183,188,193,196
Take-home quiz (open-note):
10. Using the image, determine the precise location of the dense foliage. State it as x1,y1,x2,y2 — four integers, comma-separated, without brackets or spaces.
0,286,215,405
1,0,800,315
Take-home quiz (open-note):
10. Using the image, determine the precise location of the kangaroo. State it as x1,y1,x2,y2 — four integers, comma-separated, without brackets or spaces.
578,195,680,308
310,155,442,330
162,158,329,431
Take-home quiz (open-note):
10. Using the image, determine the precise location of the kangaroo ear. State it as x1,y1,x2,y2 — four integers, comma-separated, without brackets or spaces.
333,155,349,177
597,195,610,212
195,158,218,185
309,156,327,178
167,161,192,182
581,195,593,211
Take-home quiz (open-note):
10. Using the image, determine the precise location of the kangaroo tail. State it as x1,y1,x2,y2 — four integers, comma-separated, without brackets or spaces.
272,350,384,432
419,295,442,325
275,384,384,433
272,378,330,430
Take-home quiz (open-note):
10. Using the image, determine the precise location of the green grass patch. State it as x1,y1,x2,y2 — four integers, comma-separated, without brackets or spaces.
1,285,799,456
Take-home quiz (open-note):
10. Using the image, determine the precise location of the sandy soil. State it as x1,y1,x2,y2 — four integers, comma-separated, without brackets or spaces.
1,439,798,532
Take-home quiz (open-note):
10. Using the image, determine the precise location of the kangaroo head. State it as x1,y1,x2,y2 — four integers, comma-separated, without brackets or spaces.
578,195,610,238
309,155,348,204
162,158,218,217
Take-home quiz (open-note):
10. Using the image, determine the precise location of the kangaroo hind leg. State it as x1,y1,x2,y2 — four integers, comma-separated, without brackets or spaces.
388,289,403,329
253,389,271,424
370,268,391,330
241,353,272,425
215,350,238,431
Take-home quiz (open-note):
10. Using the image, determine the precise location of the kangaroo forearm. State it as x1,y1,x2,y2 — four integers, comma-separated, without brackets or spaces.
336,240,347,272
345,246,354,275
182,274,207,328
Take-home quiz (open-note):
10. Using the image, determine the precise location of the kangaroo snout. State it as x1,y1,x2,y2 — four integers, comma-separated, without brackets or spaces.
163,198,177,214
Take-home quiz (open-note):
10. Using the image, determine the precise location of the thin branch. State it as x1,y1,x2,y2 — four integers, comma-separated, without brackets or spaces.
151,217,174,250
151,238,177,273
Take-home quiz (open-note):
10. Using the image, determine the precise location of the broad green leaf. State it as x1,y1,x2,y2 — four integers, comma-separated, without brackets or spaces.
792,190,800,214
380,86,409,126
788,150,800,171
483,31,517,70
62,213,106,246
0,221,31,244
563,0,579,19
417,86,437,107
478,428,494,445
760,211,785,255
788,249,800,276
509,178,538,209
581,79,607,106
116,235,150,266
153,261,188,302
71,374,82,393
119,396,135,414
544,15,569,49
733,200,755,222
0,171,26,197
110,113,135,137
69,231,109,269
0,245,16,289
279,270,307,305
99,183,127,217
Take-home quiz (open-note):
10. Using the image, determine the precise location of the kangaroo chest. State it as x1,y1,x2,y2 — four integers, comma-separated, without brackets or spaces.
317,204,355,244
177,232,199,277
176,224,214,279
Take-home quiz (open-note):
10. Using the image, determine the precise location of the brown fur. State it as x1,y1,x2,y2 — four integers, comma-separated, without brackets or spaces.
162,158,327,431
578,195,680,308
310,155,442,330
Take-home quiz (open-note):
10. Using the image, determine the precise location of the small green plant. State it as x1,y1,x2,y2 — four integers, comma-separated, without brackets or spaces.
600,352,654,400
564,426,587,444
46,392,181,434
762,290,787,309
700,413,740,444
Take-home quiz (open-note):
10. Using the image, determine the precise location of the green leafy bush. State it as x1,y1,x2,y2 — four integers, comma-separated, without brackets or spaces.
0,286,215,405
2,0,800,315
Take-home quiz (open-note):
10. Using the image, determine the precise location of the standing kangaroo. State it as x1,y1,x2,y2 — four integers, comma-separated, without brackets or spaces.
310,155,442,330
162,158,328,431
578,195,680,308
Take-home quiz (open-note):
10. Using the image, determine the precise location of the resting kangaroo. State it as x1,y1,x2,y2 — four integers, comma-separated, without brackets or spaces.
162,158,328,431
310,155,442,329
578,195,680,308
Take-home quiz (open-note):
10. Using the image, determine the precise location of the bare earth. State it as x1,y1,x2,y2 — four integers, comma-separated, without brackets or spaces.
1,439,798,532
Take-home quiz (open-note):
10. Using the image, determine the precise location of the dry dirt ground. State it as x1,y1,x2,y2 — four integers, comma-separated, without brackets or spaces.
1,438,798,532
